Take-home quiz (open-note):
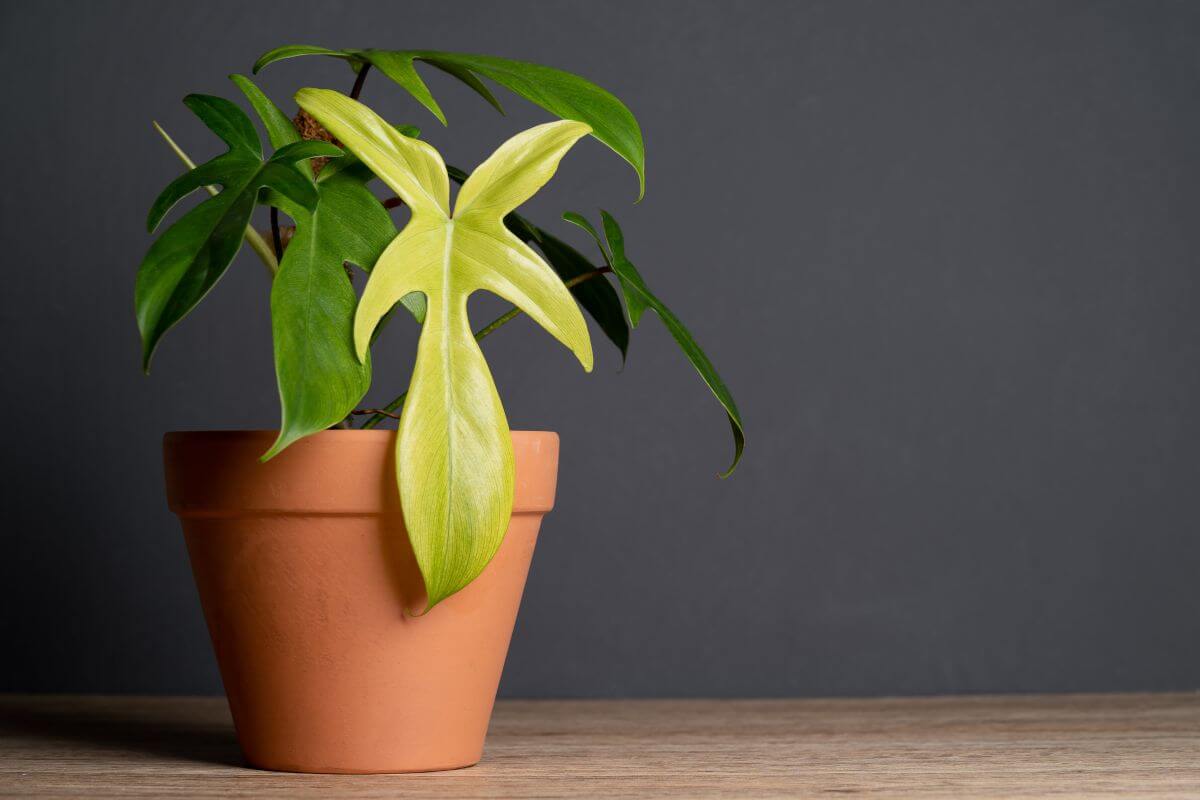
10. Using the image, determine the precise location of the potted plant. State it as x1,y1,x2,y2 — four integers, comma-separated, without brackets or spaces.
141,45,744,774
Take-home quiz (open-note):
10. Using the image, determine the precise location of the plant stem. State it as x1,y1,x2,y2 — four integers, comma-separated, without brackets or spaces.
152,122,278,276
351,407,402,420
360,266,613,429
350,63,371,99
270,207,284,259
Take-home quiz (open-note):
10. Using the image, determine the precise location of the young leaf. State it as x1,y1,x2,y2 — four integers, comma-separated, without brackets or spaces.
297,88,593,609
565,210,745,477
136,95,329,371
255,46,645,199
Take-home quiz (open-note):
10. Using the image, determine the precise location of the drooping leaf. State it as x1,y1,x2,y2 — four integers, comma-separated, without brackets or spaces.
256,46,645,199
562,210,648,324
565,210,744,477
136,94,332,371
297,88,593,608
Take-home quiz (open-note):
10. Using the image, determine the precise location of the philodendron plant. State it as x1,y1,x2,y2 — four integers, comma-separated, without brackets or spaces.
138,46,744,609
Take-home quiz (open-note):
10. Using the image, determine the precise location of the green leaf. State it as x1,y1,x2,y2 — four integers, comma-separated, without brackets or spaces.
229,74,301,150
179,94,261,154
253,44,361,74
533,229,628,361
297,88,593,608
566,210,745,477
504,211,543,244
421,56,505,114
225,77,398,458
264,170,398,459
255,45,645,199
136,94,329,371
272,140,343,163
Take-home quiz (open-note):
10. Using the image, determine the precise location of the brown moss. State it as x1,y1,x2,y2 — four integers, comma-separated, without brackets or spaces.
292,109,339,175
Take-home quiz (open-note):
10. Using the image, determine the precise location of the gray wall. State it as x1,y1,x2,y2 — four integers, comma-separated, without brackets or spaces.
2,0,1198,697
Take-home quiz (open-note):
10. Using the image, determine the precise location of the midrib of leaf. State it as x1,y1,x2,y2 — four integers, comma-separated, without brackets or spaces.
438,219,456,576
293,213,319,390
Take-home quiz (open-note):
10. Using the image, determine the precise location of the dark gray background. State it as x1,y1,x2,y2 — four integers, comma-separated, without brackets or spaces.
2,0,1197,698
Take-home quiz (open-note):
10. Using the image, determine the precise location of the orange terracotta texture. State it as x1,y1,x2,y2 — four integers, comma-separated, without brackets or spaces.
163,430,559,773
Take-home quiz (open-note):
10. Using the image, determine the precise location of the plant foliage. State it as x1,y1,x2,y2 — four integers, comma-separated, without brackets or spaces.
138,46,744,607
136,95,338,371
255,46,645,199
565,211,745,476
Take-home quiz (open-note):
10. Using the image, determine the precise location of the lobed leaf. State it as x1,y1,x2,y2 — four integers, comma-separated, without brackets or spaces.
565,210,745,476
136,95,330,372
264,170,397,459
256,45,645,199
224,77,393,458
297,89,593,608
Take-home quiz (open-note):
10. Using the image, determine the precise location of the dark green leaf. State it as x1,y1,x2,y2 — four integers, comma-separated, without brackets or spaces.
253,44,361,74
533,229,628,361
563,210,611,258
224,80,422,455
567,210,745,476
229,74,300,150
136,95,329,372
264,170,399,458
504,211,543,244
255,45,645,198
347,49,448,124
271,140,343,163
146,153,251,232
422,57,504,114
182,94,261,155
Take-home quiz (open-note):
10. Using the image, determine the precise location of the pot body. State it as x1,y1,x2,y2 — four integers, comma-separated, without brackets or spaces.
163,429,558,774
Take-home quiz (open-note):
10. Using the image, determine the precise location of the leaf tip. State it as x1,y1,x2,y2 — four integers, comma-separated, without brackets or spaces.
717,430,745,479
260,431,293,462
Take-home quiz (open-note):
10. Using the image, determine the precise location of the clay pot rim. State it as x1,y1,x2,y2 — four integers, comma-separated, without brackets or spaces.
164,429,558,440
163,429,560,516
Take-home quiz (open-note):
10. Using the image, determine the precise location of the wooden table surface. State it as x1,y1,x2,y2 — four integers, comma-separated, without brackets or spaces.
1,693,1196,798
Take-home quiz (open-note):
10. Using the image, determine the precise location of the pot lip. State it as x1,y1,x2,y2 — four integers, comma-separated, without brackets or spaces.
164,429,558,440
163,429,560,514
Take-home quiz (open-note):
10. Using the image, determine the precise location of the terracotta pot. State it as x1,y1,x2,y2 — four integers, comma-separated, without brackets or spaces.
163,429,559,774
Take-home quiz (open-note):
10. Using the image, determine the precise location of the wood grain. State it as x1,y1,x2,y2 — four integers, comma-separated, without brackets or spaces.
0,693,1196,798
